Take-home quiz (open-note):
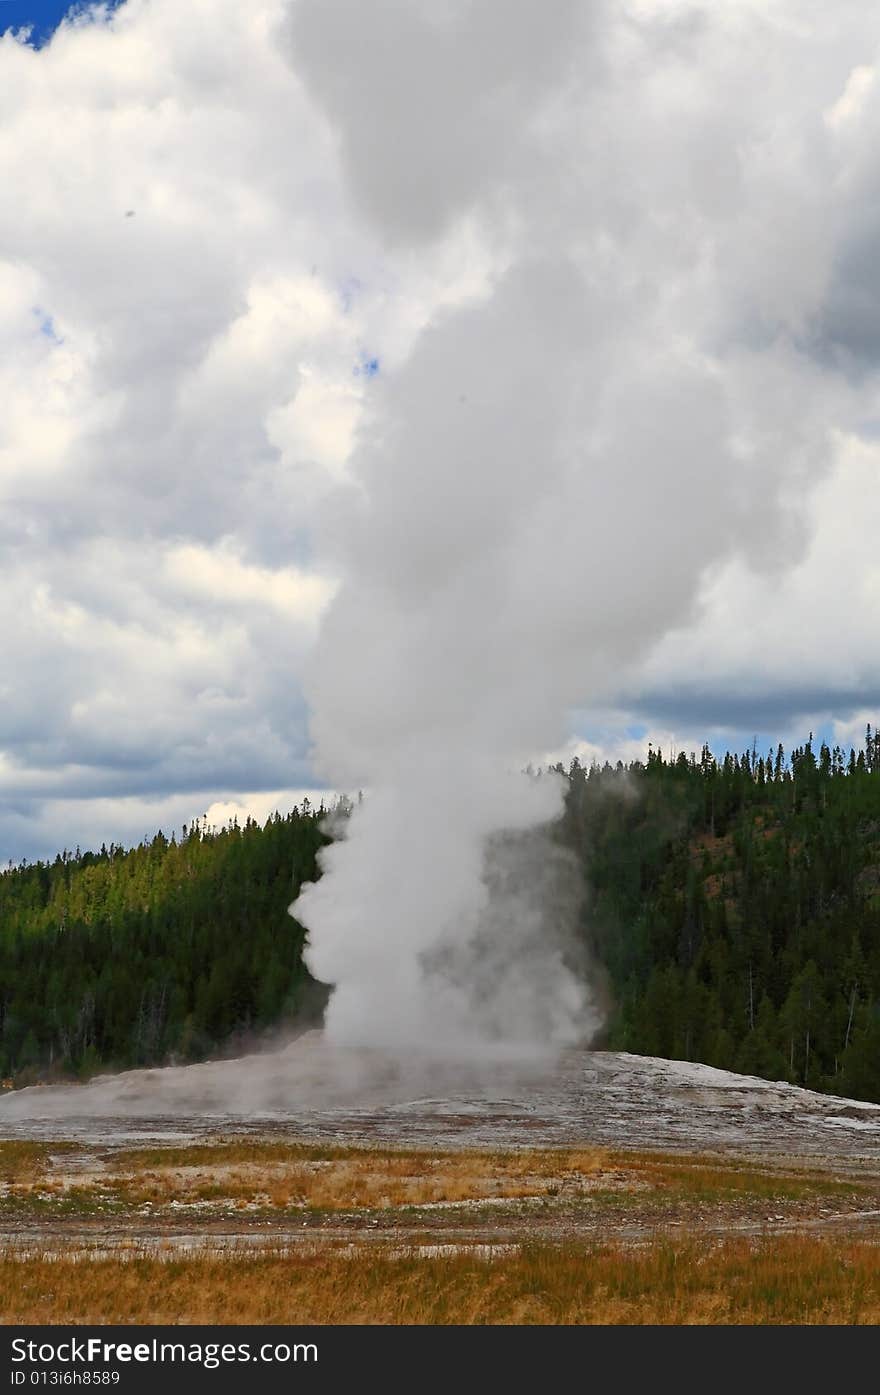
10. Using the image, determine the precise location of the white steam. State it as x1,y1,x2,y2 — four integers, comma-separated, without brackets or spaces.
288,1,859,1050
297,769,593,1050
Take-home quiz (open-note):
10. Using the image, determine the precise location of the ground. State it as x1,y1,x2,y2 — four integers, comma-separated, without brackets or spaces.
2,1042,880,1322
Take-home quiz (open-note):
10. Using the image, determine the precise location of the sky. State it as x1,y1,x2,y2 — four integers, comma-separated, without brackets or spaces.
0,1,123,47
2,0,880,866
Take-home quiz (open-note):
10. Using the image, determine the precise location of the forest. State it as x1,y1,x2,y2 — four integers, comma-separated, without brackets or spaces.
0,802,331,1085
564,729,880,1103
1,730,879,1101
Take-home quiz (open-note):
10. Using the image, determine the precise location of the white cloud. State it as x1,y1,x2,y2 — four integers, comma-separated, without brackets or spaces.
542,731,705,772
631,430,880,718
163,541,336,620
825,64,875,131
0,1,373,860
203,787,340,830
2,0,880,875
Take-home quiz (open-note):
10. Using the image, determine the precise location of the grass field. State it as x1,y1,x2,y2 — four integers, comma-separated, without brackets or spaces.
3,1237,880,1324
0,1139,865,1216
2,1137,879,1323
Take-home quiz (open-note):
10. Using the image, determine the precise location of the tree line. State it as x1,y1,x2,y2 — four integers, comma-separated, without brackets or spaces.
1,730,879,1102
0,804,330,1083
560,727,880,1102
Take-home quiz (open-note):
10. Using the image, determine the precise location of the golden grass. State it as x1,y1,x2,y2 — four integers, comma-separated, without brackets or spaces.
606,1152,862,1202
1,1141,866,1215
109,1147,865,1212
2,1236,880,1324
109,1142,367,1169
0,1141,76,1184
106,1147,608,1210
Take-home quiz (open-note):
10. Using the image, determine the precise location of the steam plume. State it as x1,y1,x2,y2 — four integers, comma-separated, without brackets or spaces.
288,0,849,1050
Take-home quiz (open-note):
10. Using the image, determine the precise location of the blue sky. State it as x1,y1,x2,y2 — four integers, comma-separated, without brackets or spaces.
0,0,123,46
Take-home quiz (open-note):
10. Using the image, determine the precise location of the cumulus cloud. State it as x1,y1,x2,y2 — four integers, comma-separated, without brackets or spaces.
0,0,365,859
627,430,880,734
1,0,879,882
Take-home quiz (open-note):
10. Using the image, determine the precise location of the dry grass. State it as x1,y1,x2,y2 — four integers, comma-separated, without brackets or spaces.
4,1139,880,1323
104,1146,608,1211
2,1236,880,1324
1,1141,865,1216
606,1152,862,1203
0,1142,77,1185
104,1145,863,1212
109,1142,365,1169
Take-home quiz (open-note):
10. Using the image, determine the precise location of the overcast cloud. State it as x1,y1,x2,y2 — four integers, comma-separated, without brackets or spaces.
2,0,880,865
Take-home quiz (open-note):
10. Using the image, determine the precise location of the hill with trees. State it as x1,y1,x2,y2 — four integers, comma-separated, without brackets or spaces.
564,728,880,1102
0,803,331,1085
1,731,879,1102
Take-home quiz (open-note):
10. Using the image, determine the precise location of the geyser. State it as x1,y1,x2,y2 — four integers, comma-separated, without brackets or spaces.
287,0,848,1051
296,771,598,1052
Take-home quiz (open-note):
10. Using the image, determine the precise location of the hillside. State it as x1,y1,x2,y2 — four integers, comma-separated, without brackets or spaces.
0,805,330,1085
566,730,880,1101
1,731,879,1102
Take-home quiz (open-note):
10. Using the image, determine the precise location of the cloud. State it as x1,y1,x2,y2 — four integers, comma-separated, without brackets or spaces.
0,1,368,859
1,0,880,878
627,430,880,733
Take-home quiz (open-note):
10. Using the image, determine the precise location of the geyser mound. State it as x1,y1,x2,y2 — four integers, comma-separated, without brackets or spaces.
3,1035,880,1165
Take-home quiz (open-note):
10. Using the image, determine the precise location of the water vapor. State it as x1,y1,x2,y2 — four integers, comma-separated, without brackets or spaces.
287,0,858,1052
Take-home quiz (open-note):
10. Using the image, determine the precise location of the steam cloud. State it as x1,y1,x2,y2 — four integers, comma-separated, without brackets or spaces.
288,1,861,1050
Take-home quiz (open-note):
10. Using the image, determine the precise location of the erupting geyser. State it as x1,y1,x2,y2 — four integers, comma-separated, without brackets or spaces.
296,771,598,1052
288,0,845,1051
